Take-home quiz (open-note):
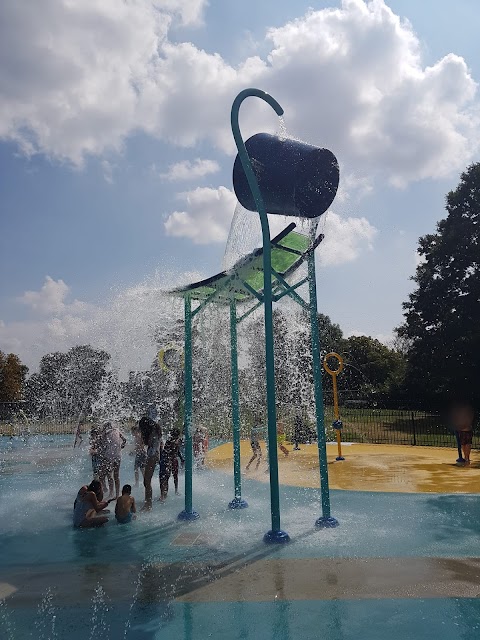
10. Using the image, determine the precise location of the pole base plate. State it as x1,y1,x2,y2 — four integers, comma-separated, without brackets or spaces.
263,529,290,544
336,456,345,461
177,509,200,521
228,497,249,509
315,515,339,529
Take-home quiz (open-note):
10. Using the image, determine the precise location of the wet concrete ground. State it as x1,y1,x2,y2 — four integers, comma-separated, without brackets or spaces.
209,441,480,493
2,438,480,638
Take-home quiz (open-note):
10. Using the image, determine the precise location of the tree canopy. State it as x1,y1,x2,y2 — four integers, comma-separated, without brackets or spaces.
25,345,110,420
397,163,480,406
0,351,28,402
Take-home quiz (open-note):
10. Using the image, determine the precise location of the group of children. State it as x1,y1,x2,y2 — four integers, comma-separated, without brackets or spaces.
75,419,210,527
73,479,135,528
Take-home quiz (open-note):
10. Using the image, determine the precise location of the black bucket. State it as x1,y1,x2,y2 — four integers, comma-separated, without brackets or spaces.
233,133,339,218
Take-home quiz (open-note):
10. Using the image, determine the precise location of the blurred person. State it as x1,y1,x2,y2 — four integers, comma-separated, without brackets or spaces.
193,426,208,467
160,428,184,498
102,422,127,498
89,425,103,485
451,401,475,465
246,423,264,471
276,421,289,457
139,416,162,510
131,424,147,487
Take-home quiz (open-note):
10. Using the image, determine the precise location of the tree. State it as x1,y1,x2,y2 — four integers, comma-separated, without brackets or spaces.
0,351,28,402
317,313,343,355
338,335,405,400
397,163,480,406
25,345,110,420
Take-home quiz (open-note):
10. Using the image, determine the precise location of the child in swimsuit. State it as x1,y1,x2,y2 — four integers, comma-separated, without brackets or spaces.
246,425,264,471
132,425,147,487
163,429,184,495
277,421,289,457
73,481,111,528
158,447,170,502
115,484,136,524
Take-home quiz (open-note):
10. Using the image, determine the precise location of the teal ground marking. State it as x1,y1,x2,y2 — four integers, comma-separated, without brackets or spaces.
2,599,479,639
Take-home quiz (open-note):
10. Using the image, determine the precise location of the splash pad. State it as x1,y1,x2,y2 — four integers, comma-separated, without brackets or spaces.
3,89,480,640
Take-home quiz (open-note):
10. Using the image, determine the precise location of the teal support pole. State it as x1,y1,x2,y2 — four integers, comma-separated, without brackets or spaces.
307,250,338,529
229,299,248,509
231,88,289,543
178,295,199,521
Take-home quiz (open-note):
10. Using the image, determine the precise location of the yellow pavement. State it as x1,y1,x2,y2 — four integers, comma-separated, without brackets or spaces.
206,441,480,493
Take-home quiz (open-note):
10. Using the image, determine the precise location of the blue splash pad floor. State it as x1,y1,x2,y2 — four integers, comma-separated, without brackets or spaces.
1,439,480,639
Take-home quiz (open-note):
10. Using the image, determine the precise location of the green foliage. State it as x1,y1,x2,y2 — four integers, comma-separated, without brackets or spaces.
0,351,28,402
397,163,480,405
339,335,405,398
25,345,110,420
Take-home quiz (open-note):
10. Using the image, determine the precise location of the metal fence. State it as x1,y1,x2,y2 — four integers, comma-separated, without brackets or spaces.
0,408,474,450
321,408,470,448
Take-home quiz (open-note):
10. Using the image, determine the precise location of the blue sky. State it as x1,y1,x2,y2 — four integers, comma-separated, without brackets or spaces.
1,0,479,374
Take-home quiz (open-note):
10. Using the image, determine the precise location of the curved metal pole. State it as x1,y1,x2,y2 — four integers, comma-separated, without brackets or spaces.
231,88,289,543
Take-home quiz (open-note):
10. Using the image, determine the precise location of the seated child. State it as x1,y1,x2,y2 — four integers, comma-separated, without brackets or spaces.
73,481,111,528
115,484,136,524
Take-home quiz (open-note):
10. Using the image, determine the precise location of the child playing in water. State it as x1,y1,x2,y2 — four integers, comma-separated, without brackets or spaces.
73,481,112,528
131,425,147,487
193,426,208,467
163,429,184,495
277,421,289,457
158,444,171,502
246,424,264,471
115,484,136,524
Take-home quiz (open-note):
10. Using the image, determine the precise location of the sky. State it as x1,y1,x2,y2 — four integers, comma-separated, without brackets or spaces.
1,0,480,376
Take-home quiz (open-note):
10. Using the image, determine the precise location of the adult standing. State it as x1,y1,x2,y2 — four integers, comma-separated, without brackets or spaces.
89,425,102,481
103,422,126,498
139,416,162,510
451,402,475,465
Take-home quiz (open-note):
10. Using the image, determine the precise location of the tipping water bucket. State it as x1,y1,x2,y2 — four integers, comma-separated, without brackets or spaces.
233,133,339,218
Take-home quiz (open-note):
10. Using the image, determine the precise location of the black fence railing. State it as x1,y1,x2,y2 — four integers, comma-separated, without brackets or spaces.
0,408,474,450
321,408,469,448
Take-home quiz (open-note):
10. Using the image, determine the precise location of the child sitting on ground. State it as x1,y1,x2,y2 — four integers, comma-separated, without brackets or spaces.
115,484,136,524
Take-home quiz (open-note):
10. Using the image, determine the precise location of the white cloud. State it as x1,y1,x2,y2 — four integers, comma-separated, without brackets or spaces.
164,186,237,243
19,276,90,315
0,271,199,376
0,0,477,185
160,158,220,181
0,0,207,165
318,211,377,266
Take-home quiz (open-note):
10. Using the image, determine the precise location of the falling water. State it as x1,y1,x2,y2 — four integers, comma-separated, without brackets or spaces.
89,585,109,639
123,563,147,638
0,598,16,640
277,115,287,140
33,588,57,640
